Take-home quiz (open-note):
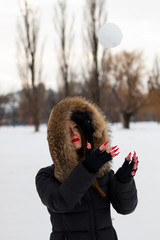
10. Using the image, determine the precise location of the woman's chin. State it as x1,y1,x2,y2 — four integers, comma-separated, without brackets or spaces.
72,142,82,150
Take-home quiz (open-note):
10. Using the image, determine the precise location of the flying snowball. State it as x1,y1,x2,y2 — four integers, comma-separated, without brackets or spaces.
97,22,123,48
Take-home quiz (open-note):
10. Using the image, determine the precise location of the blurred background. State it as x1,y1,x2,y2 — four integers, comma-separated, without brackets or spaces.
1,1,160,240
0,0,160,131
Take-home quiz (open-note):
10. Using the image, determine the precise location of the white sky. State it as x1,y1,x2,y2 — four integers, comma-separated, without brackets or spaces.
0,0,160,94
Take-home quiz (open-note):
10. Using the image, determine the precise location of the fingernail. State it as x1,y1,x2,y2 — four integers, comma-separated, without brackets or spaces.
129,152,131,155
114,148,119,152
104,140,108,146
134,151,136,155
115,152,120,156
132,171,135,176
112,145,117,150
86,141,89,146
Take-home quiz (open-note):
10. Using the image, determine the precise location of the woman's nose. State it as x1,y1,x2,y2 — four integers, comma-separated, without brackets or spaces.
70,128,76,136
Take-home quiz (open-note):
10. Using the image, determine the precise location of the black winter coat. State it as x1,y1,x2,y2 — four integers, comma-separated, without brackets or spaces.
36,97,138,240
36,161,138,240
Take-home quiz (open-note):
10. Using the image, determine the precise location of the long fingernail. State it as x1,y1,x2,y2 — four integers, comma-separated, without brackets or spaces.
129,152,131,155
112,145,117,150
134,151,136,155
104,140,108,146
114,148,119,152
86,141,89,146
115,152,120,156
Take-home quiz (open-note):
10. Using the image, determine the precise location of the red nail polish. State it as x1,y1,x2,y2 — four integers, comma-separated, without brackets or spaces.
104,141,108,146
114,148,119,152
115,152,120,156
129,152,131,155
86,141,89,146
112,145,117,150
132,171,135,176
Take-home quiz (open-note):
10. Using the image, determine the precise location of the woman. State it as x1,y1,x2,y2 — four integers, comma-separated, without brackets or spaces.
35,96,138,240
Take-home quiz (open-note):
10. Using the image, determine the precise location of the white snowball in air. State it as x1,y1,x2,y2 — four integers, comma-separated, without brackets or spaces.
97,22,123,48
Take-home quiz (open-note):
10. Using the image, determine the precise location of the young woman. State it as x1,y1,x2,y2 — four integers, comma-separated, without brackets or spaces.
36,96,138,240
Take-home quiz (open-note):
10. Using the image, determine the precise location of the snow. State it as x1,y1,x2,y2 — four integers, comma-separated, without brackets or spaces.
0,122,160,240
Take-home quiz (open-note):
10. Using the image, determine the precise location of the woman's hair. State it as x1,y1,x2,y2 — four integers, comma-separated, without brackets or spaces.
71,111,94,146
76,124,87,160
71,111,106,198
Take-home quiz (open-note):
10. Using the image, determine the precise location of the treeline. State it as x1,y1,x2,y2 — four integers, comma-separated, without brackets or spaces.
1,0,160,131
0,57,160,130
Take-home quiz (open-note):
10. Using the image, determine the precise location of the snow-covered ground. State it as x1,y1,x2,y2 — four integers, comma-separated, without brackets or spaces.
0,122,159,240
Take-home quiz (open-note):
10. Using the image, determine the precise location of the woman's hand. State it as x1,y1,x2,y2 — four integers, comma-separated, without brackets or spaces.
116,151,139,183
126,151,139,176
87,140,120,158
82,141,119,173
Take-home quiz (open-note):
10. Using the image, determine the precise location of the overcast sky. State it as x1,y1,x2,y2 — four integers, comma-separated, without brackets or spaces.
0,0,160,94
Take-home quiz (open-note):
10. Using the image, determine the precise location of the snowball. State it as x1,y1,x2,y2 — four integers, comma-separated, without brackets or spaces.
97,22,123,48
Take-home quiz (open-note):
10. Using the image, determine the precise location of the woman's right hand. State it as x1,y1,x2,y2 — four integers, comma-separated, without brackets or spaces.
82,141,119,173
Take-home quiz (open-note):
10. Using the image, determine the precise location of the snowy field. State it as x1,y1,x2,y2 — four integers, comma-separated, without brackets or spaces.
0,121,160,240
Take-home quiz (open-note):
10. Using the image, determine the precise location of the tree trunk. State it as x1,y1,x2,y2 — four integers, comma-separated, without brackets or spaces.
34,122,39,132
120,111,132,129
64,64,69,97
28,86,39,132
95,60,100,106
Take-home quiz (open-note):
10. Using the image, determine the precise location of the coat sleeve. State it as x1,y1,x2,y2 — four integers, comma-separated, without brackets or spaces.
35,162,97,213
108,170,138,215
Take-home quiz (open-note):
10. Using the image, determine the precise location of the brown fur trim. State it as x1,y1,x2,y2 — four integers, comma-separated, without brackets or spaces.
47,96,111,183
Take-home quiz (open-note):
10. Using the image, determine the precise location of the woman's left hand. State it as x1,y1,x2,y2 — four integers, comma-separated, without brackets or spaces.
115,151,139,183
126,151,139,176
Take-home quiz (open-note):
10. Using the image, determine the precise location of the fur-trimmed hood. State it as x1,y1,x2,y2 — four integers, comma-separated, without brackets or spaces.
47,96,111,183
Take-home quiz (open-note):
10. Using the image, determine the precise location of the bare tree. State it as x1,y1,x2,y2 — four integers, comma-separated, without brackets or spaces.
111,51,146,128
147,56,160,122
16,0,45,131
53,0,75,97
18,89,31,124
0,94,9,125
99,51,113,112
83,0,108,106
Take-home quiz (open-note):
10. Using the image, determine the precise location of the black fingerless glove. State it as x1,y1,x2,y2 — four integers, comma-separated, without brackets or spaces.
82,147,112,173
116,158,137,183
